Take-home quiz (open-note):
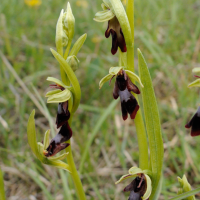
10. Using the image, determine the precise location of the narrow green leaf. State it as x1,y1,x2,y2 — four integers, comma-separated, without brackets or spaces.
169,188,200,200
0,167,6,200
138,48,164,200
69,33,87,56
27,110,43,160
79,99,119,173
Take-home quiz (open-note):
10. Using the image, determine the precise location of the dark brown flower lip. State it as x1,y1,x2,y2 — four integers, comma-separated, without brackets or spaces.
44,123,72,157
113,70,140,120
185,106,200,137
105,16,127,55
123,175,147,200
56,102,70,128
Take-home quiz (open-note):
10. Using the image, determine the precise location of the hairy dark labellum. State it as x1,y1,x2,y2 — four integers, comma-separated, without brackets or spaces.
56,102,70,128
44,123,72,157
113,70,140,120
105,16,127,55
185,106,200,137
124,175,147,200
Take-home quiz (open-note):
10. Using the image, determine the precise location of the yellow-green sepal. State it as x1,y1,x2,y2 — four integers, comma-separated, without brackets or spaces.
37,142,45,156
109,66,123,75
116,167,152,200
103,0,112,9
47,89,71,103
188,79,200,88
43,130,50,150
101,2,108,10
47,77,68,89
99,67,123,89
48,153,68,161
125,70,144,88
99,74,113,89
143,174,152,200
115,174,137,184
94,10,115,22
27,110,71,173
192,67,200,74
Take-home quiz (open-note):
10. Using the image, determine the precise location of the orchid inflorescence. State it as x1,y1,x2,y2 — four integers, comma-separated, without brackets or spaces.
26,0,200,200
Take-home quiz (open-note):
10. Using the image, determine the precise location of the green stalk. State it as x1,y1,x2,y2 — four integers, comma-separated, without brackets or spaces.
0,167,6,200
64,39,72,60
58,60,86,200
126,0,149,169
110,0,149,170
66,140,87,200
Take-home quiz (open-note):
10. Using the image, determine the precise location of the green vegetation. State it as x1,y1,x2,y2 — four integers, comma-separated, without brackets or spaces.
0,0,200,199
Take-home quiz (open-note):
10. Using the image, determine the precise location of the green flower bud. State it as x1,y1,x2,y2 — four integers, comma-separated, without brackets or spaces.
177,175,195,200
66,55,79,71
62,2,75,40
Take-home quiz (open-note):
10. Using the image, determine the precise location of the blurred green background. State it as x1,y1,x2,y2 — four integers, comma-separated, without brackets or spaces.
1,0,200,199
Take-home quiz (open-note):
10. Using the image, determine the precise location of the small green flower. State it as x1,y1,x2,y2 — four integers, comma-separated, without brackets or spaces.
177,175,195,200
27,110,71,172
116,167,152,200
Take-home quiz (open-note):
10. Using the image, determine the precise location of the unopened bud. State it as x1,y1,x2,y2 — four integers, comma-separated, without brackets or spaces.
62,2,75,40
66,55,79,71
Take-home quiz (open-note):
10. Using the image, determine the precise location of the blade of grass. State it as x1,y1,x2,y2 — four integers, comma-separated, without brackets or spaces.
79,99,119,173
169,188,200,200
0,167,6,200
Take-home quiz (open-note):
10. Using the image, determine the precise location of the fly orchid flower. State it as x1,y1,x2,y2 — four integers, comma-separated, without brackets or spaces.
185,75,200,136
116,167,152,200
93,0,126,55
27,110,71,172
99,67,143,120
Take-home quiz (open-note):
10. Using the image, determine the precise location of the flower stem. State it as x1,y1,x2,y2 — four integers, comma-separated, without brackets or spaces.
66,140,87,200
126,0,149,170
